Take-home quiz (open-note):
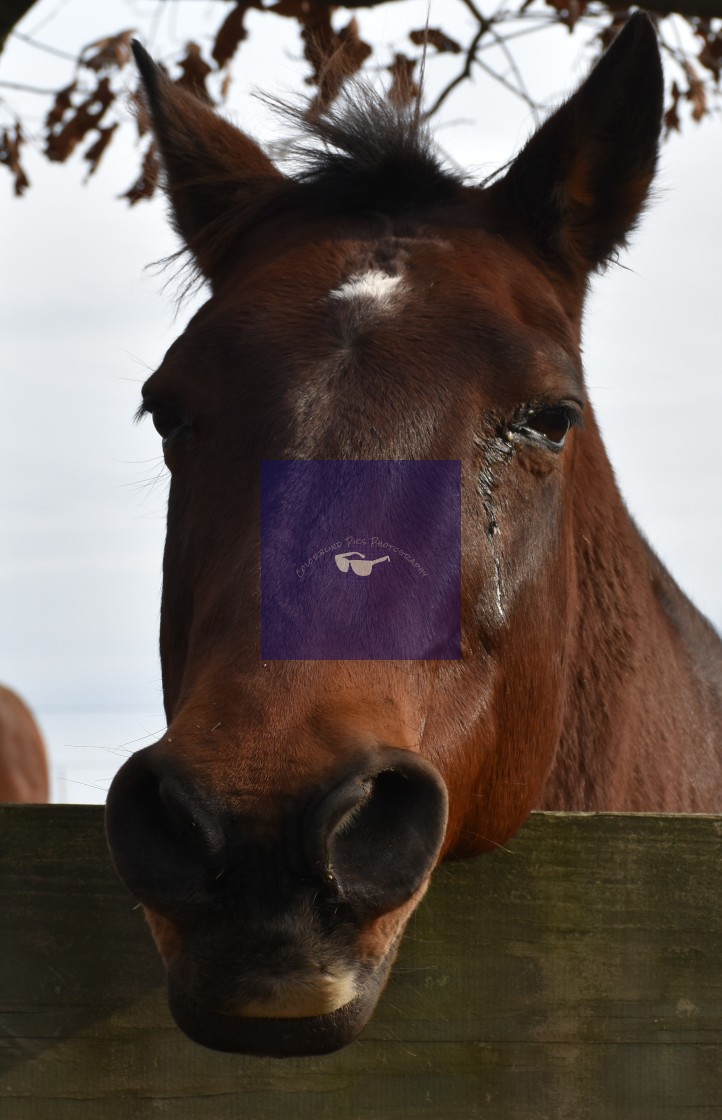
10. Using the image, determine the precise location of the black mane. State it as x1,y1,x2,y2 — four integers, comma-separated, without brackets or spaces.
274,86,464,217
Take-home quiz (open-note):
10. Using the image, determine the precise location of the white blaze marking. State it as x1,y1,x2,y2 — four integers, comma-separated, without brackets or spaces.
330,270,404,310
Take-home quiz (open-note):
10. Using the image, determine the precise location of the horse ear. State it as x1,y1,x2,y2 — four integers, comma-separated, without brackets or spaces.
486,13,663,276
131,41,285,279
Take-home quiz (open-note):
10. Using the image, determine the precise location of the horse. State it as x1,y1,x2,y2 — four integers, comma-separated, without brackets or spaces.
105,14,722,1058
0,685,49,803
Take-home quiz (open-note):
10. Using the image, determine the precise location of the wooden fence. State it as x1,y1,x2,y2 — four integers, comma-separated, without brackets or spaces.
1,806,721,1119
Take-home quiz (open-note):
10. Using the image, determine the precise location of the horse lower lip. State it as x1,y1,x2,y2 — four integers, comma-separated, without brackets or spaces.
167,980,384,1057
166,950,396,1057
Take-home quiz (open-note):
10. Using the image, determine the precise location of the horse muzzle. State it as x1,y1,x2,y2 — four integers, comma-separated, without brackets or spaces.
105,743,448,1055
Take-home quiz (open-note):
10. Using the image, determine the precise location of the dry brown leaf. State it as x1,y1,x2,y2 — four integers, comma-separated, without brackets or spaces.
545,0,592,33
45,77,115,163
212,3,256,69
176,42,213,102
45,104,97,162
82,30,135,73
299,8,336,88
1,125,30,196
45,81,77,131
336,19,373,82
664,80,682,136
388,53,418,108
683,61,707,123
122,142,161,205
409,28,462,55
270,0,307,17
307,18,372,117
84,123,119,179
698,30,722,81
220,71,233,102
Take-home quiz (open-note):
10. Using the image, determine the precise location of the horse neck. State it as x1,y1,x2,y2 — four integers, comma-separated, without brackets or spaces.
540,419,722,812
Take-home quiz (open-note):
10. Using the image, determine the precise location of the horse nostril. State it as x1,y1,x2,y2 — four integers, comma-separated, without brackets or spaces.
105,747,224,910
158,774,224,857
306,749,449,917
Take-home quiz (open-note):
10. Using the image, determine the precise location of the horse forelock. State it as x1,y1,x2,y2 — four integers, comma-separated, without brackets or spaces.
170,88,467,290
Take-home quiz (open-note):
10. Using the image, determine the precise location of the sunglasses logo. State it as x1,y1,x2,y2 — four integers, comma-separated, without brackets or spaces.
334,551,390,577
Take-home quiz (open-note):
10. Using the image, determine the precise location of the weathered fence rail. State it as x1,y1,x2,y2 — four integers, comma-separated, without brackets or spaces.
1,807,721,1119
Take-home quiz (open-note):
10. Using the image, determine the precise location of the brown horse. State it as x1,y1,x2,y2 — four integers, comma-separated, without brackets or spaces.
0,685,49,803
106,14,722,1057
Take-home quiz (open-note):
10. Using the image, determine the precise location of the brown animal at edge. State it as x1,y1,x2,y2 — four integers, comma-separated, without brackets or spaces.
105,15,722,1057
0,685,49,803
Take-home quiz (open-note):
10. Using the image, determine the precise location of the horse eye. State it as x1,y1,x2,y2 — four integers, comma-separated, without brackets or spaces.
151,406,191,448
520,406,578,448
151,406,180,438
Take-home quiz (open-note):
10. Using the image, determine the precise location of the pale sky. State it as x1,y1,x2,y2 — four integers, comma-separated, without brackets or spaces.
2,1,720,801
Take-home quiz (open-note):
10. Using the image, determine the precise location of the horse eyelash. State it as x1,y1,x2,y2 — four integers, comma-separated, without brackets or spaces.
516,401,584,427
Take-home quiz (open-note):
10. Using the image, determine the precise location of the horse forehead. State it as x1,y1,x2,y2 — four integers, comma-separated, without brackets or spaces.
235,232,542,329
319,233,513,294
176,233,575,389
317,238,573,365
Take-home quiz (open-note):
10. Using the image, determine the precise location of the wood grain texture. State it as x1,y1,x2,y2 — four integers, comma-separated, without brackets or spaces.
1,807,721,1119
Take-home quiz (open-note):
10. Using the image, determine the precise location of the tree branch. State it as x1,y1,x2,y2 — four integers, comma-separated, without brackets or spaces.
0,79,59,94
424,21,490,119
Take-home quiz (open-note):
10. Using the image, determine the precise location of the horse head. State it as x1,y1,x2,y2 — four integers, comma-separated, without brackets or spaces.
106,15,666,1056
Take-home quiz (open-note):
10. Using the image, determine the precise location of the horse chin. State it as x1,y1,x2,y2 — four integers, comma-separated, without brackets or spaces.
166,953,394,1057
